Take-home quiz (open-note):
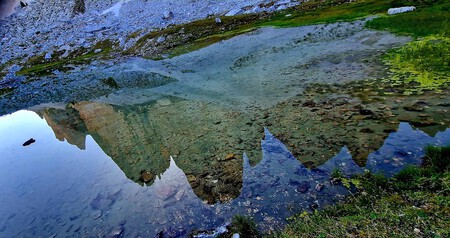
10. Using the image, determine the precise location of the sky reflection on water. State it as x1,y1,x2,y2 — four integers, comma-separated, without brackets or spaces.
0,110,449,237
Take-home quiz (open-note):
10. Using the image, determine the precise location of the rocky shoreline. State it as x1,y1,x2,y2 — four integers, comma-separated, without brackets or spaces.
0,0,301,65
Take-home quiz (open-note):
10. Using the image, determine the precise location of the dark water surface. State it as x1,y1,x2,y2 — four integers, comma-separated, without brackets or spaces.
0,109,449,237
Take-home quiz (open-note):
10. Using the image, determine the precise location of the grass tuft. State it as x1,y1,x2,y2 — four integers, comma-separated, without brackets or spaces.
424,145,450,172
218,215,261,238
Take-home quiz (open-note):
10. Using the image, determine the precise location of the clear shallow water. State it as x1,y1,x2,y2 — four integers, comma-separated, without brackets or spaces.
1,110,449,237
0,17,448,238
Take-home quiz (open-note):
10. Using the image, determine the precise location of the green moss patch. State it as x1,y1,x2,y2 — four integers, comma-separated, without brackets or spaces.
363,1,450,95
16,39,117,77
383,36,450,94
125,13,266,59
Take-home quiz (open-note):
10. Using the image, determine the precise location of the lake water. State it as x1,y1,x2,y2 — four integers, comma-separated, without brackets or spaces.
1,21,449,237
0,108,449,237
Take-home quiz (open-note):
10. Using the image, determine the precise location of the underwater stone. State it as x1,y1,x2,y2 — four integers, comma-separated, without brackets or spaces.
22,138,36,146
295,181,310,193
140,171,154,183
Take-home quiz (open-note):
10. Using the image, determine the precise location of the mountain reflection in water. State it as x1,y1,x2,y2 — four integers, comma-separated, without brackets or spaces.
29,96,450,205
0,110,449,237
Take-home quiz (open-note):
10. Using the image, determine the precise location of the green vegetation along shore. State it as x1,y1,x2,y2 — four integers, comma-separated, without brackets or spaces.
220,146,449,238
275,145,450,238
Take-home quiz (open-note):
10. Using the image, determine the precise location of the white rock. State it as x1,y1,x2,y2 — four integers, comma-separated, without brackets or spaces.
94,49,102,53
232,234,240,238
387,6,416,15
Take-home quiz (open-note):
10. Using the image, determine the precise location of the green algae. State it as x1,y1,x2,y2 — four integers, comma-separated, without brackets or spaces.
383,36,450,95
166,27,258,58
363,1,450,95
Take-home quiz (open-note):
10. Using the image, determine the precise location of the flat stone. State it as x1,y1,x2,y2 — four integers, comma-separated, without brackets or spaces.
157,98,171,106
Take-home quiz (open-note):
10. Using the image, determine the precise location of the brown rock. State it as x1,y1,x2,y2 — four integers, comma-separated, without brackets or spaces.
140,171,154,183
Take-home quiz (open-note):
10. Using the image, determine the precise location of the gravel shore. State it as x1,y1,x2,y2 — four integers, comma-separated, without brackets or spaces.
0,0,300,64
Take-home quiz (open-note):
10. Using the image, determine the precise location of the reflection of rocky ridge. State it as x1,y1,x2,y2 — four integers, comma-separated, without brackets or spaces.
18,106,450,237
37,106,88,149
367,122,450,177
71,101,171,183
37,96,450,206
37,99,263,203
107,126,450,237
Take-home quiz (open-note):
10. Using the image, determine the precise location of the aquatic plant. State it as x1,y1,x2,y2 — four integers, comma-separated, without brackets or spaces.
383,37,450,94
365,0,450,94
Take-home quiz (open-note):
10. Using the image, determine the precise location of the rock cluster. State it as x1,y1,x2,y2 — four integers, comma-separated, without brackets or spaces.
0,0,301,65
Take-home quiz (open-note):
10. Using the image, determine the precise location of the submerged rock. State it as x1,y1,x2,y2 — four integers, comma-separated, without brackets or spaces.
22,138,36,146
140,171,154,183
295,181,310,193
403,101,428,112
